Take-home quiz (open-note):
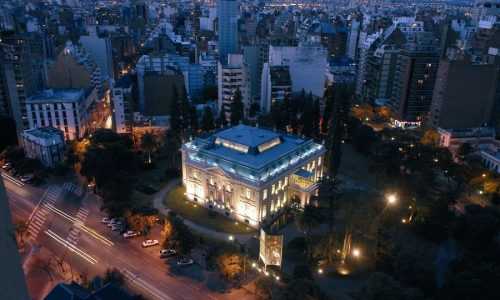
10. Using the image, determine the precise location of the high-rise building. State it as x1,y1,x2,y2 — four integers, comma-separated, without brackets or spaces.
218,54,251,120
428,57,499,129
218,0,238,64
390,32,440,128
46,41,101,95
80,26,114,82
0,33,36,132
473,0,500,23
260,64,292,113
111,74,134,134
268,44,327,98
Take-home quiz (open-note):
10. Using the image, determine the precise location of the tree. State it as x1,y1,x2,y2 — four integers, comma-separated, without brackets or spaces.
201,106,215,132
217,108,228,128
358,272,424,300
189,105,198,134
276,279,325,300
292,264,313,280
0,115,17,152
14,220,29,246
35,256,54,281
50,251,67,274
230,89,244,126
421,130,440,147
294,205,322,259
161,218,174,248
199,85,217,102
102,267,125,287
326,84,350,176
163,131,182,166
169,84,182,133
351,103,375,121
216,253,243,283
125,206,158,232
312,98,321,137
180,85,191,132
254,275,278,299
100,171,134,217
140,131,157,164
456,142,473,163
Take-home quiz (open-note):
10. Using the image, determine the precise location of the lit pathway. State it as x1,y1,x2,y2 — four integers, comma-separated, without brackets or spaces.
152,178,255,243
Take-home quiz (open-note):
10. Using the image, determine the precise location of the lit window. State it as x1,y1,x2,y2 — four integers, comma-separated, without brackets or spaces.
272,184,275,194
426,63,432,67
263,189,267,200
278,180,282,190
262,205,266,218
318,157,322,166
209,176,214,185
226,185,231,192
284,177,288,186
311,161,315,170
246,188,251,199
417,80,424,84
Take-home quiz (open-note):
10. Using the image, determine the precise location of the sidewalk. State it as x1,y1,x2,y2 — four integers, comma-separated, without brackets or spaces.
152,178,255,243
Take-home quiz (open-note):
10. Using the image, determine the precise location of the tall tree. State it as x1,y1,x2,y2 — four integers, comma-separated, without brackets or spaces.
189,105,198,134
294,205,322,259
312,97,321,137
201,106,215,132
217,107,228,128
140,131,157,164
180,85,191,132
169,85,182,133
102,267,126,287
230,89,244,126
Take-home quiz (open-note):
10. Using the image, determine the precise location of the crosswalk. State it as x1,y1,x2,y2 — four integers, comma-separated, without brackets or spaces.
66,207,90,245
63,182,84,197
27,185,63,241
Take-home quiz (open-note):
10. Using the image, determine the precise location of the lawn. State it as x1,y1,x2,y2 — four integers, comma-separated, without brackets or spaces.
164,185,253,235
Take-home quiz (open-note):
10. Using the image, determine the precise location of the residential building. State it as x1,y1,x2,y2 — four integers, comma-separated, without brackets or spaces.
218,0,238,64
0,33,36,131
437,126,497,153
390,32,440,128
111,74,134,134
46,41,101,95
428,57,499,129
26,88,97,141
268,44,327,98
217,54,251,120
260,64,292,112
181,125,326,228
20,127,65,167
80,26,114,82
473,0,500,23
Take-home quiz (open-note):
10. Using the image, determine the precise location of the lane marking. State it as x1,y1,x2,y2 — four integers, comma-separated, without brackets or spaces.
120,268,172,300
1,173,24,186
45,230,97,264
43,203,114,246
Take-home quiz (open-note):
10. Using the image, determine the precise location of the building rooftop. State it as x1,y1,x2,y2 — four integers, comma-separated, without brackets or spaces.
27,89,84,104
183,125,325,187
21,127,65,145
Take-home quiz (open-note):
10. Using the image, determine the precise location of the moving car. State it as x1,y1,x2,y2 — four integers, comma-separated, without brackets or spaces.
177,258,194,267
159,249,176,258
123,231,140,238
142,239,159,247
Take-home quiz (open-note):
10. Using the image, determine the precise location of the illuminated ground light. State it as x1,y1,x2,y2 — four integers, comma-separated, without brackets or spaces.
318,268,323,274
338,266,350,275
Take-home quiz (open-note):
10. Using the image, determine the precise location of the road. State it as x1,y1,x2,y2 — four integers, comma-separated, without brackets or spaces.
2,172,233,300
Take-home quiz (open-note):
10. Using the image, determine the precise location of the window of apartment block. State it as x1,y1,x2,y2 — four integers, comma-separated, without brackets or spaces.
263,189,267,200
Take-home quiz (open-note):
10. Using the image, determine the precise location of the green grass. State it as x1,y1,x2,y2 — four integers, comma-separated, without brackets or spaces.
163,185,255,235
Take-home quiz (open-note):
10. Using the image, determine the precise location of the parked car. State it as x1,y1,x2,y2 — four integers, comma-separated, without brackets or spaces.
123,231,140,238
111,224,123,231
159,249,177,258
142,239,159,247
177,258,194,267
107,219,118,227
101,217,111,224
2,163,11,170
20,174,34,182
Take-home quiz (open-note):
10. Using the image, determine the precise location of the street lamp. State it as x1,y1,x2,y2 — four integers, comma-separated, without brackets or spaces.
387,194,397,205
352,249,360,257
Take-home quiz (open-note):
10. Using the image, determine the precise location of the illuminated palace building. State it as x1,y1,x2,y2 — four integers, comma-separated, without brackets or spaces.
181,125,326,228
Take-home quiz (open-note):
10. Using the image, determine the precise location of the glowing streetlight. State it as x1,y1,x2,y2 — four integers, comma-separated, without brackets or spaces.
402,218,407,223
352,249,360,257
228,235,234,241
387,194,397,205
482,173,487,178
318,268,323,274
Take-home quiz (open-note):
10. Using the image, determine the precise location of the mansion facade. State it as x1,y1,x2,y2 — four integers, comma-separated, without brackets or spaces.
181,125,326,228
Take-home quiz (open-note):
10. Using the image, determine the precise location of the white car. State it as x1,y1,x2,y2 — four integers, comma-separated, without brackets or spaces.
123,231,140,238
2,163,11,170
177,258,194,267
159,249,177,258
101,217,111,224
20,174,34,182
108,219,121,227
142,239,159,247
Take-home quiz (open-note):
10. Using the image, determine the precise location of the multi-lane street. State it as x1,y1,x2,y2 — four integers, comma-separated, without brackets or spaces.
3,173,245,300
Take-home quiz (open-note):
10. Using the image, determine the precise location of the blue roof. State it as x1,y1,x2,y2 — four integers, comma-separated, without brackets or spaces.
183,125,325,187
213,125,280,148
